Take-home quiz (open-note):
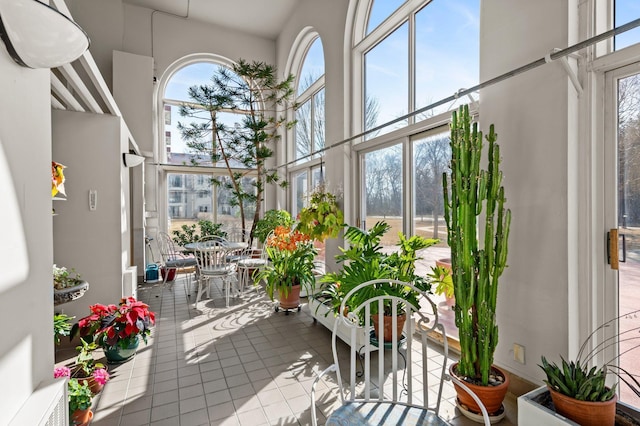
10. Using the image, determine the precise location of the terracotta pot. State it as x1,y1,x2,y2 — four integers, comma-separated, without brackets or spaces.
371,313,406,342
71,408,93,426
79,376,103,395
278,284,301,309
548,386,616,426
449,363,510,415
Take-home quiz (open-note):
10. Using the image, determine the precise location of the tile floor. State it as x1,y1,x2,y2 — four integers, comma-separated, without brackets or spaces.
56,276,517,425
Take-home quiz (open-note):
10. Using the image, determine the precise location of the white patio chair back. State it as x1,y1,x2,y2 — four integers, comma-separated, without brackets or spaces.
310,278,490,426
193,236,238,307
236,248,269,293
156,231,197,297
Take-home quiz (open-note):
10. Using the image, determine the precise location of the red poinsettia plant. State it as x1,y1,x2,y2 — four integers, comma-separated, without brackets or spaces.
71,297,155,350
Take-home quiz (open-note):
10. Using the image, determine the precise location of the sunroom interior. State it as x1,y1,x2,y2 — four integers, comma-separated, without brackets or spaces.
2,0,640,424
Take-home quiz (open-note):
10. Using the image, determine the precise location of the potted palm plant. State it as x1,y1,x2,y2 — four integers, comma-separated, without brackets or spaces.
443,104,511,419
318,221,437,341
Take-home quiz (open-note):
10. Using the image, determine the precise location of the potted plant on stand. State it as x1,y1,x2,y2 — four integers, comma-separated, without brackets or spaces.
317,221,438,341
53,264,89,305
254,225,317,314
72,296,155,363
443,104,511,421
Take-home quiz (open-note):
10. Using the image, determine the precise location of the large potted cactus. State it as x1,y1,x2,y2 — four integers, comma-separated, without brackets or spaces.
443,105,511,421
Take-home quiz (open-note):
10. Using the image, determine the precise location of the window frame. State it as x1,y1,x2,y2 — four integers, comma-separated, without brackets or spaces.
155,54,259,234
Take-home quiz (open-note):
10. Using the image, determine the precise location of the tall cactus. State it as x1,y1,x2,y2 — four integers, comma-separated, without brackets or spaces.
443,104,511,386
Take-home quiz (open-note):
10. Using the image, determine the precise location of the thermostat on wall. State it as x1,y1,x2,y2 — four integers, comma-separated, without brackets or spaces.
89,189,97,211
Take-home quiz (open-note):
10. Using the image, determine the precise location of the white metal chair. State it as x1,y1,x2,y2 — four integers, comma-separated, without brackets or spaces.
310,279,490,426
157,231,197,297
193,236,238,307
236,248,268,293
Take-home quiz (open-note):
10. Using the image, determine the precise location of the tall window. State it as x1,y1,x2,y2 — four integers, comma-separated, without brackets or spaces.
290,33,326,215
357,0,480,138
160,59,257,233
295,37,325,163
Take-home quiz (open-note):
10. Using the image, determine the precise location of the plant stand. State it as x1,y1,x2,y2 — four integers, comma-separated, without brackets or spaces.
308,294,369,348
53,281,89,305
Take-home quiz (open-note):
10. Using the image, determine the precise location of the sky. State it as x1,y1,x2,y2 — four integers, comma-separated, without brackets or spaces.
162,1,640,156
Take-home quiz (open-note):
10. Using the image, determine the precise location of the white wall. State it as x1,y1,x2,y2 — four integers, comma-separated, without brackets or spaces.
52,110,130,320
114,50,154,278
0,48,55,422
479,0,575,383
275,0,351,270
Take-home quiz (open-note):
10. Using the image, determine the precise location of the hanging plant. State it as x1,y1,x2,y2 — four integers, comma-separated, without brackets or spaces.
296,185,344,243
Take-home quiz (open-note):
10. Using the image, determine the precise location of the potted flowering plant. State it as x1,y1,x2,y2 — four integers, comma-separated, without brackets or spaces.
53,264,89,305
71,297,156,363
54,367,94,425
254,225,317,312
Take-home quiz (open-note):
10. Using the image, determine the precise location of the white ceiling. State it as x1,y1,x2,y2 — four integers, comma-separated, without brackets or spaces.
122,0,298,39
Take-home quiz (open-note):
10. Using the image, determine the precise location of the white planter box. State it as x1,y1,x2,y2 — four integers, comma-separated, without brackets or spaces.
308,295,369,349
517,386,580,426
519,386,640,425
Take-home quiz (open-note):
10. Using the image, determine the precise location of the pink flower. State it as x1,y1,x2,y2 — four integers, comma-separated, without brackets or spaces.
53,366,71,378
92,368,110,385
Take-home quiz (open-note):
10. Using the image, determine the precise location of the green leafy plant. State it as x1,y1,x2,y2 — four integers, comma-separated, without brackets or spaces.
320,221,437,322
73,339,104,378
54,313,74,345
253,209,293,244
254,225,317,299
67,378,93,412
53,264,83,289
540,309,640,402
427,265,454,299
172,220,226,247
178,59,296,243
296,185,344,242
443,104,511,386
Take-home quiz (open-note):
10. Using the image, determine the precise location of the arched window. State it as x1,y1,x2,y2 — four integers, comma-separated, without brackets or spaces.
354,0,480,138
158,56,257,235
295,36,325,162
286,31,326,217
350,0,479,283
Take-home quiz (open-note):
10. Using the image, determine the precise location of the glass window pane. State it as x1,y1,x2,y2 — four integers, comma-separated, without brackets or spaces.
365,23,409,139
415,0,480,116
615,0,640,51
296,99,312,160
167,172,213,235
293,171,309,216
311,166,323,189
366,0,407,35
217,175,255,230
164,62,218,102
298,38,325,95
413,132,450,245
314,88,325,153
363,144,403,244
